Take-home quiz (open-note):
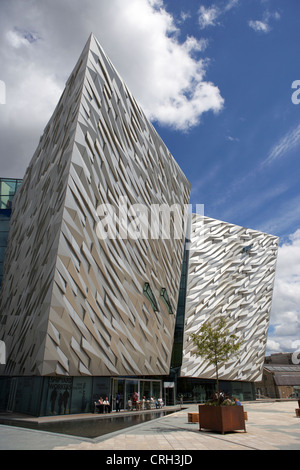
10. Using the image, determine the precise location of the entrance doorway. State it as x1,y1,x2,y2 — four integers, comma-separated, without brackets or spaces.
164,382,175,406
111,378,162,410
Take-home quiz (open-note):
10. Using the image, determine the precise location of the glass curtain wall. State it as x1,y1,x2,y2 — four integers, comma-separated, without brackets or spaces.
0,178,22,287
112,378,162,411
0,178,22,210
140,380,151,400
170,240,189,372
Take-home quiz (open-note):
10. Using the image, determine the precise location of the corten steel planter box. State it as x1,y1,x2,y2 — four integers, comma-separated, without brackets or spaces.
199,405,246,434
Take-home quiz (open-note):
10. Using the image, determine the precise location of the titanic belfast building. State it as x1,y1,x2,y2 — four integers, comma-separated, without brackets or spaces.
0,34,278,416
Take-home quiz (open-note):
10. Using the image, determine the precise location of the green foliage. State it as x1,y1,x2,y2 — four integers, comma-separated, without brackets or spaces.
206,399,236,406
190,317,243,393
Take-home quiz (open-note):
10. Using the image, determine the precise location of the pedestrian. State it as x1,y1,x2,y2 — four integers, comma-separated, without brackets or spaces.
132,391,138,410
116,393,121,412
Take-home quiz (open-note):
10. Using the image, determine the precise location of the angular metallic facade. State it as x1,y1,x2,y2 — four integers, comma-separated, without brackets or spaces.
180,214,278,382
0,34,279,394
0,34,190,377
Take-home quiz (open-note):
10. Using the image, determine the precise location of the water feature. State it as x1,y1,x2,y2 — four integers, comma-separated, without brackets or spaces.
0,410,176,439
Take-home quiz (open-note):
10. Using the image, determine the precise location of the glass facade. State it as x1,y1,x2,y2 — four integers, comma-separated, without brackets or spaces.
112,378,162,411
170,240,189,372
0,178,22,287
0,178,22,210
177,377,256,403
0,375,163,416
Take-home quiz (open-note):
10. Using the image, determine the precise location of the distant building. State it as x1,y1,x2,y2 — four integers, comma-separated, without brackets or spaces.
255,353,300,399
173,215,278,402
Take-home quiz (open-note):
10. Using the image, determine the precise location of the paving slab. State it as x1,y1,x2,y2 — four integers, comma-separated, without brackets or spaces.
0,401,299,451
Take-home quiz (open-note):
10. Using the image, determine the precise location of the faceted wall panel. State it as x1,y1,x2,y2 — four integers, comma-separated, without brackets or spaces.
0,34,190,377
180,215,278,382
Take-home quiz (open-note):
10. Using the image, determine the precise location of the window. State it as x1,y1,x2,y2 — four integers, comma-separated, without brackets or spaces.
143,282,158,312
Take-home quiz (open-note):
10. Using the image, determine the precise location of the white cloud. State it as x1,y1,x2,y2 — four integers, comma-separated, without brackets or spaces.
183,36,209,54
198,0,239,29
6,28,40,48
99,0,224,130
180,11,191,23
266,339,281,353
0,0,224,177
249,9,281,34
224,0,240,11
198,5,221,29
292,339,300,350
248,20,270,33
263,123,300,166
6,30,30,48
267,229,300,354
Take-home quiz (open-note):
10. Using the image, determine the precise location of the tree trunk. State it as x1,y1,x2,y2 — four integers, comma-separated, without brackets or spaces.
215,360,219,395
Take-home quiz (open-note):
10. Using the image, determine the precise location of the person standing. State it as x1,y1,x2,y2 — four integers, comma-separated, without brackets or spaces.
116,393,121,412
132,391,138,410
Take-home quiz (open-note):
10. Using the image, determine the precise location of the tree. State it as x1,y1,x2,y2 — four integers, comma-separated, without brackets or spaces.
190,318,243,398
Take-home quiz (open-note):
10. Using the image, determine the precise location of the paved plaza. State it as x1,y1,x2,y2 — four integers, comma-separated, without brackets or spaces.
0,400,299,451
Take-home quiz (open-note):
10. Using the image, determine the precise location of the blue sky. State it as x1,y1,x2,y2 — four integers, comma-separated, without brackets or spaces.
157,0,300,240
0,0,299,355
156,0,300,355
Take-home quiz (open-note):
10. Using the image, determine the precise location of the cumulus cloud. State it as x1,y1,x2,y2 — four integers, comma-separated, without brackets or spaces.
0,0,224,177
267,229,300,353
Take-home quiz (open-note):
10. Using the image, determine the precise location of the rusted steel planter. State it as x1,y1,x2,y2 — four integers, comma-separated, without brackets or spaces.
199,404,246,434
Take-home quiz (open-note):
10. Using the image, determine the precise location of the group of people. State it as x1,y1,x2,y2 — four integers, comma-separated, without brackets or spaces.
95,392,165,413
128,393,164,410
94,396,111,413
211,390,242,406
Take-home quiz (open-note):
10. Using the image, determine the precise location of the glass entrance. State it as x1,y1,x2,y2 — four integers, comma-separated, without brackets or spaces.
164,386,175,406
140,380,151,400
125,379,138,410
112,378,162,410
152,381,161,402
